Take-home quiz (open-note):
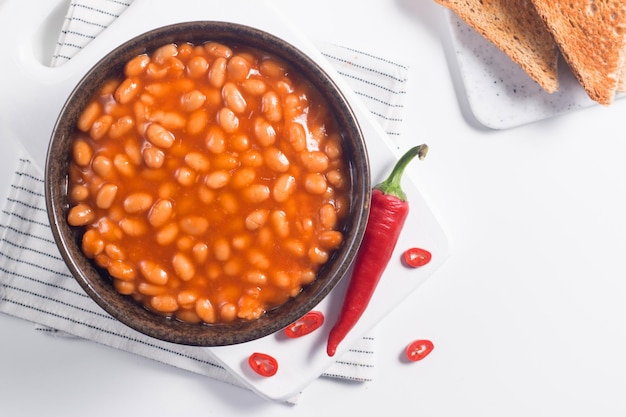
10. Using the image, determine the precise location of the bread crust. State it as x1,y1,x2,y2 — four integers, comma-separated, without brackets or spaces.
530,0,626,105
436,0,560,93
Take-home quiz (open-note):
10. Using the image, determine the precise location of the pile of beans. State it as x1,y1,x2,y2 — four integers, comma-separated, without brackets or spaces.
66,41,351,324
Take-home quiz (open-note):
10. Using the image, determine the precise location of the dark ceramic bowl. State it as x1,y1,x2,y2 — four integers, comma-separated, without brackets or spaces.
45,21,370,346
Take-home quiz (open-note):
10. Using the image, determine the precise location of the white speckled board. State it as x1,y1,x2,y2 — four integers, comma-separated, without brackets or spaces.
444,9,614,130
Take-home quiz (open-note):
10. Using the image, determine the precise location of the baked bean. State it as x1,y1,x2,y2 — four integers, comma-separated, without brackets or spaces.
146,123,175,148
213,153,240,170
154,43,178,64
108,260,137,281
175,166,196,186
92,155,115,180
113,279,135,295
272,271,291,288
260,58,286,77
113,154,135,177
177,289,199,307
205,126,226,154
205,42,232,59
68,203,95,226
304,172,328,194
264,147,290,172
150,110,186,130
241,78,267,96
125,54,150,77
284,238,306,257
257,227,273,248
186,55,209,78
230,167,256,188
270,210,289,238
156,222,179,246
180,215,209,235
146,61,167,79
272,174,296,202
319,230,343,250
186,109,208,135
192,242,209,264
218,192,239,214
227,55,251,81
222,82,247,113
142,146,165,168
96,183,118,209
124,140,142,165
208,56,227,87
220,302,237,322
325,134,343,160
77,101,101,132
82,229,104,257
301,151,329,172
123,192,153,214
230,133,250,152
319,203,338,229
326,168,346,189
195,298,216,323
197,185,215,204
72,139,93,166
180,89,206,112
115,77,141,104
287,122,306,152
223,258,242,276
240,149,264,167
151,294,179,313
248,249,270,270
232,233,252,250
261,90,282,122
205,170,230,189
176,235,194,252
70,184,89,203
242,184,270,203
90,115,113,141
138,260,169,285
217,107,239,133
245,209,269,231
119,217,148,236
308,245,329,264
97,217,123,240
67,40,352,325
184,151,210,172
172,252,196,281
105,243,125,260
253,117,276,147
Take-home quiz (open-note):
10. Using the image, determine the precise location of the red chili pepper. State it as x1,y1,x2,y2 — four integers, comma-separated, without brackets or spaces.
326,144,428,357
405,339,434,362
402,247,432,268
284,310,325,338
248,352,279,377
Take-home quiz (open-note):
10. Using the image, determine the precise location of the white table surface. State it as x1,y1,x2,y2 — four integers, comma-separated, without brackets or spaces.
3,1,626,416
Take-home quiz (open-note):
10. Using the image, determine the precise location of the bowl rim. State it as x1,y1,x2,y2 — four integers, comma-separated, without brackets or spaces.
45,20,371,346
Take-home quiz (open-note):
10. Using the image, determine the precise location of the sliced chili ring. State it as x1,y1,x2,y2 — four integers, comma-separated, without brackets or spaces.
284,310,325,338
248,352,278,377
406,339,434,362
402,247,432,268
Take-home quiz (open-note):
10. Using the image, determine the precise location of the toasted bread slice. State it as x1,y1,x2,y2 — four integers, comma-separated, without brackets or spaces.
435,0,560,93
530,0,626,105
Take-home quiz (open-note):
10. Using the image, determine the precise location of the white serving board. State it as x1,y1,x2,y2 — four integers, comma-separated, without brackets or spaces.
444,9,613,130
0,0,449,401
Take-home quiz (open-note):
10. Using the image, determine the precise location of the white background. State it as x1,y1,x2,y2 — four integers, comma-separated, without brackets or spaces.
3,0,626,416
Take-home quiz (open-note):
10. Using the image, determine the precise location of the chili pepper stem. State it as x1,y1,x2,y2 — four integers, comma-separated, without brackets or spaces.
374,144,428,201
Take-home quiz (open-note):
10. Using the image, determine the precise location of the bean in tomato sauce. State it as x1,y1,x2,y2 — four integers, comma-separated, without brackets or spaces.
67,41,351,324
